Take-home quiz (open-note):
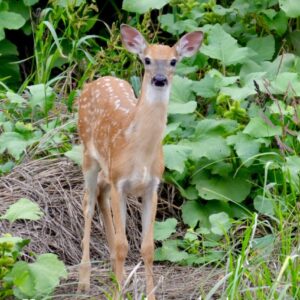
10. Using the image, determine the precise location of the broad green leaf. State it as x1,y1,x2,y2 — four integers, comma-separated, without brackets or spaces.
201,24,254,66
195,119,238,137
209,212,231,235
0,40,18,55
159,14,198,35
180,136,231,161
247,35,275,62
30,254,67,297
123,0,170,14
5,261,35,299
5,253,67,298
163,144,190,173
283,156,300,192
271,72,300,97
0,12,25,29
182,200,232,231
6,91,26,105
192,69,239,98
227,132,262,166
0,132,40,160
243,117,282,138
64,144,83,166
1,198,43,222
182,200,207,228
154,218,177,241
252,234,275,258
170,75,194,103
192,172,251,203
23,0,39,5
164,122,180,137
27,84,55,111
155,240,189,262
254,195,274,215
261,10,288,36
0,236,23,244
192,75,218,98
168,101,197,114
279,0,300,18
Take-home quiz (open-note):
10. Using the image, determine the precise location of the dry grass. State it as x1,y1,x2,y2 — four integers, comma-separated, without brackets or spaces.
0,157,222,299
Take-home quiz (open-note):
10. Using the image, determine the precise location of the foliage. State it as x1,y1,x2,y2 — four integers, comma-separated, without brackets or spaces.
0,0,37,87
0,0,300,297
0,199,67,299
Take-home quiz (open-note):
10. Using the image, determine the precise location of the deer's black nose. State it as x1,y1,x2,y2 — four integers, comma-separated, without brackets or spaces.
151,74,168,87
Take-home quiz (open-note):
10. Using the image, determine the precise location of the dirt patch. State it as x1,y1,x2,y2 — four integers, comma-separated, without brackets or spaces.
0,157,222,299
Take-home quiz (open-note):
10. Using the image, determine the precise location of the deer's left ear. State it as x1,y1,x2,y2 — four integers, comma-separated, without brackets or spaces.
174,31,204,60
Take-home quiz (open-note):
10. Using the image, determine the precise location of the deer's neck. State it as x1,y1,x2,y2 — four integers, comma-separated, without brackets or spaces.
127,78,170,152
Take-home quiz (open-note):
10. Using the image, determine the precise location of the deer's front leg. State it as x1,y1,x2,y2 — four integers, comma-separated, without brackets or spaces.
78,156,99,292
141,179,159,300
110,184,128,295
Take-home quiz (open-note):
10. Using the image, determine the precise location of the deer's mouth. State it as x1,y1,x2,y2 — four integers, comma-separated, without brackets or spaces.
151,74,168,87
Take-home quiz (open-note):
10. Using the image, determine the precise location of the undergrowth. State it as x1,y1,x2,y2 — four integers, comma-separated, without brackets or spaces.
0,0,299,299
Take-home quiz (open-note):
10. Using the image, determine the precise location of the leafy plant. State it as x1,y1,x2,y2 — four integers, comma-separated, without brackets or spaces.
0,199,67,299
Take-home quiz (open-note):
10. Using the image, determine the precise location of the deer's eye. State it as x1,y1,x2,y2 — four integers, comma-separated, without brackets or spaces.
144,57,151,65
170,59,177,67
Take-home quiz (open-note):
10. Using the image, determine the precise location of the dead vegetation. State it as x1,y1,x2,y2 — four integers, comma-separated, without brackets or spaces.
0,157,222,299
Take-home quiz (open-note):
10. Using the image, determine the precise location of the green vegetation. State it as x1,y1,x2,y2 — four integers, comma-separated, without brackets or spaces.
0,199,67,299
0,0,299,298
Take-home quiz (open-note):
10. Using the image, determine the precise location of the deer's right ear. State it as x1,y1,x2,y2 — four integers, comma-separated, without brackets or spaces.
121,24,147,56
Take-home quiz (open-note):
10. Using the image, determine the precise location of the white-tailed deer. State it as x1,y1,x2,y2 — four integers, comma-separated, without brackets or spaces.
77,24,203,299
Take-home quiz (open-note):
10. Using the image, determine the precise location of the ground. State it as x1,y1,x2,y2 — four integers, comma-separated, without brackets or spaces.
0,158,222,299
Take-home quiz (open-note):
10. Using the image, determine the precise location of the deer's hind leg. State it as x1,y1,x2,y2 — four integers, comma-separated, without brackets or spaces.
78,153,100,292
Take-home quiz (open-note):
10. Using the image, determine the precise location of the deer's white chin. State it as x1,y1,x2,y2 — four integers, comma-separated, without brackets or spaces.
146,83,170,104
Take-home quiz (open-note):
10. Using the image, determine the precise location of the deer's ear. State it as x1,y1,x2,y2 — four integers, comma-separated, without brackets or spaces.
175,31,203,60
121,24,147,56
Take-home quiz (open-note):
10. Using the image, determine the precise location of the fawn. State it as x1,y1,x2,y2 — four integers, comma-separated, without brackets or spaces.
77,24,203,299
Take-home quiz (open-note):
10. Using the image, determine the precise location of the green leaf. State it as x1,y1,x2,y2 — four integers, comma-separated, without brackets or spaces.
168,101,197,114
180,136,231,161
261,10,288,36
201,24,254,66
192,172,251,203
227,132,262,166
195,119,238,137
23,0,39,5
122,0,170,14
243,117,282,138
5,261,35,299
159,14,198,35
155,240,189,262
163,144,190,173
283,156,300,192
5,253,67,298
27,84,55,111
64,144,83,166
254,195,274,215
247,35,275,62
0,12,25,29
30,254,67,297
1,198,44,223
279,0,300,18
6,91,26,105
0,132,39,160
170,75,194,103
270,72,300,97
154,218,177,241
192,69,239,98
209,212,231,235
182,200,207,228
